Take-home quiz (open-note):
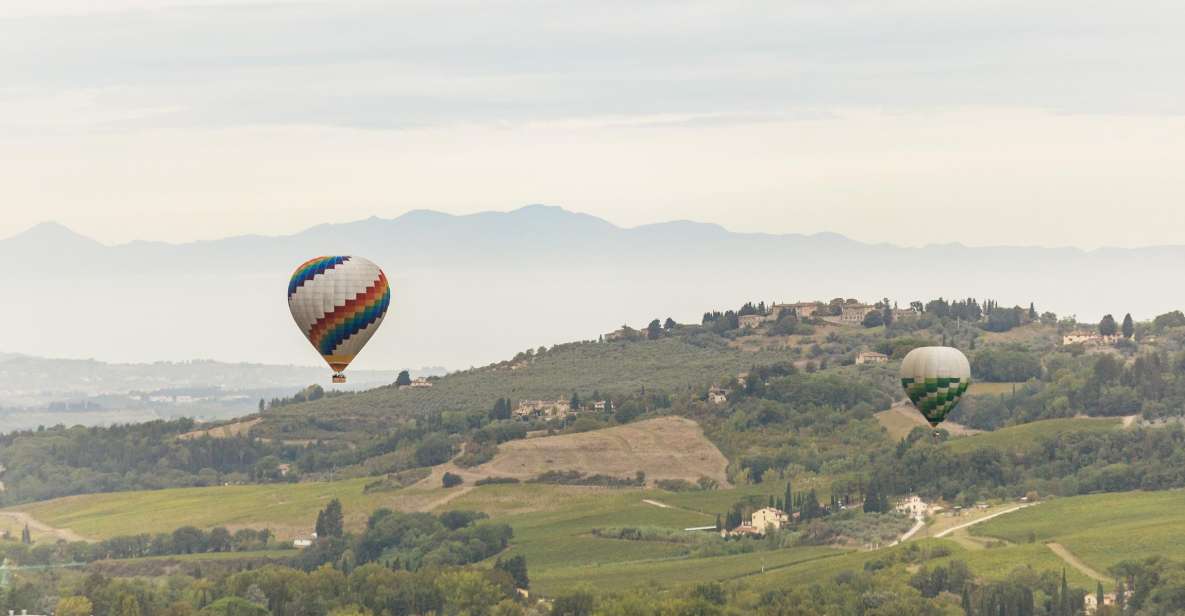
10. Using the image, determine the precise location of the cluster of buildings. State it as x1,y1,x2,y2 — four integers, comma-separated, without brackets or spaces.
895,495,942,520
1085,589,1132,614
723,506,793,537
398,377,433,390
1062,331,1125,346
512,398,606,421
738,301,918,329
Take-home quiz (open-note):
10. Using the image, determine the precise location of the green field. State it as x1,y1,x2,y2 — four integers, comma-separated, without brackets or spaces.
966,382,1024,397
945,417,1124,454
9,478,402,539
972,490,1185,574
534,545,844,595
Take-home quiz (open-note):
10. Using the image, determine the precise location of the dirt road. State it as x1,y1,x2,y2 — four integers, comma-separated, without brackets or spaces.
0,510,88,543
1046,542,1108,581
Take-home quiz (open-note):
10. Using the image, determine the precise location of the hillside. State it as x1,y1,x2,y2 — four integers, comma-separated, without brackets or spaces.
257,335,794,441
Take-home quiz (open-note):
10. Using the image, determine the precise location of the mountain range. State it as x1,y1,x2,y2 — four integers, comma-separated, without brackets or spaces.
5,205,1182,370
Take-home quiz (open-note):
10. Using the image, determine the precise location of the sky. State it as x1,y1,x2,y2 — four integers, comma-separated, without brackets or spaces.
3,1,1185,248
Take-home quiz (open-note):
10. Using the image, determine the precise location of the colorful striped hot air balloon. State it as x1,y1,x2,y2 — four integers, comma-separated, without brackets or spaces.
900,346,971,430
287,256,391,383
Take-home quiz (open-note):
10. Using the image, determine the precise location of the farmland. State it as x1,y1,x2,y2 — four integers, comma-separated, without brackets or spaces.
944,416,1125,454
972,490,1185,574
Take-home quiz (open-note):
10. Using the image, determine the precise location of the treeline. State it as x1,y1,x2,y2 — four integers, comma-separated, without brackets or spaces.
879,423,1185,504
954,348,1185,429
0,420,305,505
0,527,278,566
0,561,527,616
292,501,513,574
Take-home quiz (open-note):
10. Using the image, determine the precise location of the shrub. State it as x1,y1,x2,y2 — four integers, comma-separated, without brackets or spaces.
474,477,520,486
442,472,464,488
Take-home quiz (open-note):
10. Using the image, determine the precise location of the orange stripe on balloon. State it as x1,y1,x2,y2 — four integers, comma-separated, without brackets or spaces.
307,273,389,346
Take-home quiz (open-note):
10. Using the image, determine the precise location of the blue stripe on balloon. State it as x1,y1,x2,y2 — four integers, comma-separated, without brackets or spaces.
288,256,348,298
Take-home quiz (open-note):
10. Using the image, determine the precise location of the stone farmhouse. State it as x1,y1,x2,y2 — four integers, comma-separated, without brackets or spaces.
708,386,730,405
856,351,889,365
840,303,878,324
723,506,791,537
738,314,766,329
751,507,790,531
770,302,821,320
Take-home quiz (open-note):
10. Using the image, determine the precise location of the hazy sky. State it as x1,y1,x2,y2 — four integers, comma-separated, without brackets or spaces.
4,1,1185,248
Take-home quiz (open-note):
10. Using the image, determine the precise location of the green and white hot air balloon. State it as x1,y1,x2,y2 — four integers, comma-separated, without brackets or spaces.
900,346,971,430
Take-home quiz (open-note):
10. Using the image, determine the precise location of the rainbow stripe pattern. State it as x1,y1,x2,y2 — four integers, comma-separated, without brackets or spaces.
287,255,391,377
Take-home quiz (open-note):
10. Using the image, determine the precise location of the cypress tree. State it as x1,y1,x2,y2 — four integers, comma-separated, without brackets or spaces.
961,585,973,616
21,524,31,544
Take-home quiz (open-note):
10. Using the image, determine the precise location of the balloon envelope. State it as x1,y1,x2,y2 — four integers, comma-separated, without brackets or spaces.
900,346,971,427
287,256,391,382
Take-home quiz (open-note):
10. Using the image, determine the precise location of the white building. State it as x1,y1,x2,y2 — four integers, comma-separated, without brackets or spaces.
896,495,934,520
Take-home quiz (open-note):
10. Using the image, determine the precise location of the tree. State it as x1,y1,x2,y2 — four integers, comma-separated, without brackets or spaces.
56,596,94,616
646,319,663,340
208,527,232,552
316,499,344,538
395,370,412,387
173,526,206,554
442,472,464,488
415,433,454,467
1122,313,1134,339
20,524,31,544
489,398,511,421
1099,314,1118,336
115,593,143,616
495,555,530,589
663,317,676,331
570,392,582,411
961,585,973,616
863,483,883,513
1096,581,1105,614
258,399,265,413
862,310,884,328
552,590,595,616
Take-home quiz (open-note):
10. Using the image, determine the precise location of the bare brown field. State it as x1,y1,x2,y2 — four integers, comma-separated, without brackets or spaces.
179,417,261,440
424,416,731,488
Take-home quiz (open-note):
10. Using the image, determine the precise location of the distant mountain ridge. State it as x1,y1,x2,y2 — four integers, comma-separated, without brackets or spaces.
4,205,1183,369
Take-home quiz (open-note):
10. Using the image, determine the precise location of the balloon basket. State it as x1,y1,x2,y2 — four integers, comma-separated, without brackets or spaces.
332,373,346,384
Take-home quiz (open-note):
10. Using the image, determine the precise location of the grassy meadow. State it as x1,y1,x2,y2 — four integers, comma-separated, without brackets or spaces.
944,417,1125,454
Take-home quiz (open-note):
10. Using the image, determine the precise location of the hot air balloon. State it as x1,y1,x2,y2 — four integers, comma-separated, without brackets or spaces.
900,346,971,431
288,256,391,383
